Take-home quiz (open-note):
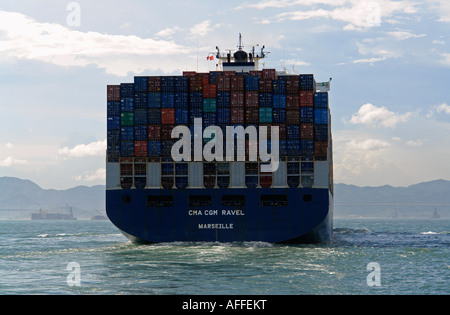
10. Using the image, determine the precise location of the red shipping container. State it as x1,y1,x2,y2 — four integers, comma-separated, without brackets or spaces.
276,123,287,139
161,108,175,124
203,84,217,98
231,75,245,91
259,79,273,93
217,76,231,91
148,125,161,140
286,94,300,110
286,110,300,124
285,76,300,94
231,91,245,107
134,141,148,157
107,85,120,101
148,76,161,92
314,141,328,157
245,91,259,107
189,76,203,92
223,71,236,76
300,91,314,107
300,123,314,139
183,71,197,77
231,107,244,124
161,124,175,140
249,70,262,77
245,108,259,123
262,69,277,80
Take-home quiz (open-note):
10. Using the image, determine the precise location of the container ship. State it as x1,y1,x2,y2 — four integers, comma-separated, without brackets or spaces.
106,36,333,243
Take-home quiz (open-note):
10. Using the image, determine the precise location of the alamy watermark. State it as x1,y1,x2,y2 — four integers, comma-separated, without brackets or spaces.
66,262,81,287
366,262,381,287
171,118,280,173
66,2,81,27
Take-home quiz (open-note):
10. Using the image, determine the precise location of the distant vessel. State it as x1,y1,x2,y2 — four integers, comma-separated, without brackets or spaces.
31,206,77,220
91,210,108,220
432,208,440,219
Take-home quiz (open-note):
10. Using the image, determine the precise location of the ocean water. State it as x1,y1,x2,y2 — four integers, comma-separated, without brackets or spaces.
0,219,448,295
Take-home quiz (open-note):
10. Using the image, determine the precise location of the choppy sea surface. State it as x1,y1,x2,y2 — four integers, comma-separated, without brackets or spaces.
0,219,448,295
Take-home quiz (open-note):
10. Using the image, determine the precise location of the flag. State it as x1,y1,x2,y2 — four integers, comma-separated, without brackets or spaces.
207,56,214,61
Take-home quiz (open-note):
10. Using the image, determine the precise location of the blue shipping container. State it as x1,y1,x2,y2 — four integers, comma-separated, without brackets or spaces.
161,92,175,108
120,83,134,98
175,108,189,124
121,98,134,112
273,108,286,123
134,92,147,109
273,94,287,108
272,78,286,94
314,92,328,108
259,93,273,107
299,74,315,91
134,76,148,92
148,109,161,124
314,109,328,124
245,76,259,91
174,76,189,92
120,141,134,156
287,140,300,156
287,125,300,139
217,92,231,107
203,112,217,127
134,124,148,141
300,140,314,156
148,141,162,157
148,93,161,108
300,107,314,123
217,107,231,124
161,76,175,92
134,109,148,125
190,107,203,124
107,116,120,130
174,92,189,108
121,126,134,141
107,101,120,116
314,124,328,141
190,92,204,107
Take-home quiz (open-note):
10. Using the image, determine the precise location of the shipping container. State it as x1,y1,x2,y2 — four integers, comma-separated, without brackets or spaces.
217,91,231,107
287,140,300,156
286,110,300,124
175,108,189,124
120,141,134,157
300,91,314,107
148,76,161,92
314,109,329,124
203,98,217,112
217,76,231,91
161,92,175,108
189,107,203,124
262,69,277,80
148,108,161,124
175,76,189,92
272,108,286,123
300,123,314,139
148,125,161,140
286,94,300,110
300,140,314,156
314,124,328,141
107,101,120,116
272,78,286,94
287,125,300,139
120,83,134,98
134,76,148,92
203,112,217,127
231,76,245,91
120,126,134,141
107,116,120,130
259,107,273,123
189,92,203,107
189,75,203,92
174,92,189,108
148,93,161,108
231,91,245,107
245,75,259,91
148,141,162,157
314,141,328,157
300,107,314,123
121,112,134,127
259,79,273,93
231,107,245,124
161,108,175,124
217,107,231,124
161,140,174,157
134,141,148,157
273,94,286,108
314,92,328,108
245,108,259,123
299,74,315,91
121,98,134,112
134,109,148,125
285,76,300,94
161,76,175,92
161,124,175,140
209,71,222,84
259,93,273,107
203,84,217,98
245,91,259,107
107,85,121,101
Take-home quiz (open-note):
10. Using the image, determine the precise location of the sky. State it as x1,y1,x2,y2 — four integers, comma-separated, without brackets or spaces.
0,0,449,189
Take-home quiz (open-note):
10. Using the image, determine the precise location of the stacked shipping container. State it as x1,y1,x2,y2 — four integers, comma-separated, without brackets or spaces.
107,71,329,189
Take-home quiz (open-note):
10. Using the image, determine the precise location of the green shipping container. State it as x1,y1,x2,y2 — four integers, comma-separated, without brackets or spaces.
203,98,217,112
259,108,273,123
121,112,134,126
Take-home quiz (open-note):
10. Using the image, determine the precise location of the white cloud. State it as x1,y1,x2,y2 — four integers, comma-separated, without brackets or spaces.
190,20,221,37
0,10,191,76
387,30,426,40
353,56,387,64
73,168,106,182
406,139,426,147
58,140,106,158
5,143,13,149
346,138,391,151
436,103,450,114
349,103,414,128
0,156,27,167
241,0,419,29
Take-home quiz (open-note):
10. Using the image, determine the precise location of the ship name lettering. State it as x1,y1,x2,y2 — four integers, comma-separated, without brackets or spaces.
222,209,245,216
198,223,234,230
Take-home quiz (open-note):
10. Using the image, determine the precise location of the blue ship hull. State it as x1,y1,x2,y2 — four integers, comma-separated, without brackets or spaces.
106,188,333,244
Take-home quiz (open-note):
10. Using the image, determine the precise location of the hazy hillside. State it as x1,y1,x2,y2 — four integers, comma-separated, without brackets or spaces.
1,177,449,219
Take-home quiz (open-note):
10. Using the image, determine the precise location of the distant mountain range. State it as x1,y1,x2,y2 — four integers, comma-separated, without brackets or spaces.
0,177,449,219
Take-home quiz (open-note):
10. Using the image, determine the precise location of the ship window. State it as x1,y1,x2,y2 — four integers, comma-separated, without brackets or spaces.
222,195,245,207
261,195,288,207
147,196,173,207
123,195,131,203
303,194,312,202
188,195,212,207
